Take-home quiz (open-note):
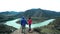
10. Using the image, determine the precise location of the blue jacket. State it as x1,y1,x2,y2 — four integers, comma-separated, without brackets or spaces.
20,17,27,26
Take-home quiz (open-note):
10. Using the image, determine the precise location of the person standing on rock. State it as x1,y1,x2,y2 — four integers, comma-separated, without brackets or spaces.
20,16,27,33
28,17,32,32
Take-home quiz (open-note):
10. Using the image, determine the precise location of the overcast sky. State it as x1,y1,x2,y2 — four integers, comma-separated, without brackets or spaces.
0,0,60,12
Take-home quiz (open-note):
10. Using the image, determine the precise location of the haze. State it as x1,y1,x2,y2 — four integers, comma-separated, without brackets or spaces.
0,0,60,12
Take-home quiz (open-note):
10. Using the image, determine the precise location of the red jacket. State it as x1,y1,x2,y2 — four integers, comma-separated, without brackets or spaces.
28,19,32,25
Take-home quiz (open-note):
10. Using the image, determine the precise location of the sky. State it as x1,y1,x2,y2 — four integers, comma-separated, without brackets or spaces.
0,0,60,12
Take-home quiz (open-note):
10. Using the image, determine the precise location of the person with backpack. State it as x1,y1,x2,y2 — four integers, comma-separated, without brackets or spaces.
28,17,32,32
20,16,27,33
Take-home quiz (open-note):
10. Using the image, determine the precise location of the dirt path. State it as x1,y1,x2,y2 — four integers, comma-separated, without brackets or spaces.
11,28,39,34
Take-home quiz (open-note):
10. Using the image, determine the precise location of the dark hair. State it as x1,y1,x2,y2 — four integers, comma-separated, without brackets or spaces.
29,17,31,19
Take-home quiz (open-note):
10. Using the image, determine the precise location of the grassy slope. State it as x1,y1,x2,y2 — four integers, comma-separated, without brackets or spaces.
34,18,60,34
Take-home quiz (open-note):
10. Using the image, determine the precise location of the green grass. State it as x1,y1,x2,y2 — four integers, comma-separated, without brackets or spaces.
34,24,60,34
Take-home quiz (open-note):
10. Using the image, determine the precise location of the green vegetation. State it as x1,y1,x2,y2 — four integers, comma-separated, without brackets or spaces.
0,24,17,34
31,17,49,24
1,8,60,23
0,14,18,23
34,18,60,34
0,8,60,34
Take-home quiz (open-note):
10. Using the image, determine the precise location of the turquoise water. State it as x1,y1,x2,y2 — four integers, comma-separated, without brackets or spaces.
4,18,55,29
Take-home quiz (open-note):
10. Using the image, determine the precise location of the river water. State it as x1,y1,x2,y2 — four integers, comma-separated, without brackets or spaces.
4,18,55,29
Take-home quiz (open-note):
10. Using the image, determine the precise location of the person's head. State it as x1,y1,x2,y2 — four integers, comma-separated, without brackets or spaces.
22,16,25,19
29,17,31,19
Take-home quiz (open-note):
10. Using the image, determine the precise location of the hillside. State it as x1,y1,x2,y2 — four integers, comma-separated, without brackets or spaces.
33,18,60,34
0,11,23,23
0,8,60,20
1,8,60,23
0,8,60,34
24,8,60,18
0,24,17,34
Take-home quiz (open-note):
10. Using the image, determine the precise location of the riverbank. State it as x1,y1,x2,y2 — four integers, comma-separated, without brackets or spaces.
34,18,60,34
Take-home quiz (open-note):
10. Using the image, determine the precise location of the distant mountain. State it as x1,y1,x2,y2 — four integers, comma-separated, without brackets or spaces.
0,11,23,22
0,11,20,16
1,9,60,19
0,8,60,22
24,8,60,19
14,12,24,18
